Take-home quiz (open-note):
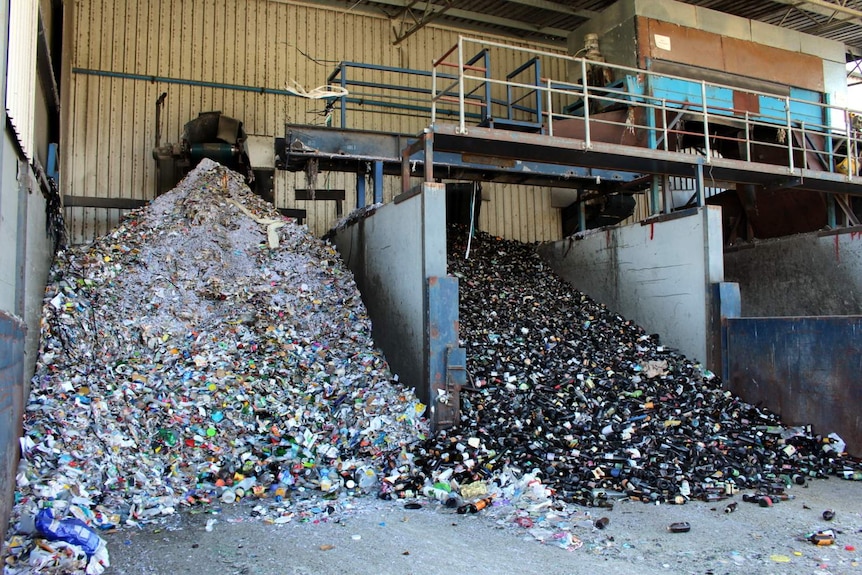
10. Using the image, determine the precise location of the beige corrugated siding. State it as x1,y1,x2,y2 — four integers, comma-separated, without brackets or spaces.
64,0,564,243
7,0,39,159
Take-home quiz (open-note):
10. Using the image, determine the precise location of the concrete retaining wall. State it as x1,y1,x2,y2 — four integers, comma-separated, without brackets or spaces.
0,313,24,537
724,228,862,317
330,183,447,409
539,206,724,370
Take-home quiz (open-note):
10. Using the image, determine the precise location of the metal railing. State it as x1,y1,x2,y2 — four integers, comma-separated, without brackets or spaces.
431,36,862,179
326,61,487,128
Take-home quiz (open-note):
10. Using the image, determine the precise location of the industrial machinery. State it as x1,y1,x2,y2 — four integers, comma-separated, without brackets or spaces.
551,0,858,239
152,99,255,197
128,0,858,242
276,2,862,240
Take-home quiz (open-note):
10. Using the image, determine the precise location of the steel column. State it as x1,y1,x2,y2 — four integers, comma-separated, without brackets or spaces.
373,160,384,204
356,169,366,209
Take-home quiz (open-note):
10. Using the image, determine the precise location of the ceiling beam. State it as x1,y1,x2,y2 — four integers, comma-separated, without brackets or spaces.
502,0,598,20
368,0,573,39
393,0,455,45
767,0,862,27
797,0,862,20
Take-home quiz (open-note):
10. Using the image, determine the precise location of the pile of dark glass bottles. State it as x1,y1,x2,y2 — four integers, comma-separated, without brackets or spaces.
392,225,862,509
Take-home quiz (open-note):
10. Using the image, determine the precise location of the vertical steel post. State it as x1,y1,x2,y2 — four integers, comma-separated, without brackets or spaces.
457,36,466,135
506,75,513,121
645,71,659,214
424,131,434,183
827,195,837,228
15,164,27,318
431,61,437,124
800,121,806,169
546,79,553,137
482,50,491,125
695,163,705,207
401,148,410,195
356,168,366,209
581,59,591,149
533,57,542,131
846,108,853,181
578,190,587,232
426,276,464,430
701,81,711,163
786,97,794,172
0,311,25,545
824,92,835,172
661,99,668,151
644,72,657,152
339,65,348,128
373,160,384,204
744,111,751,162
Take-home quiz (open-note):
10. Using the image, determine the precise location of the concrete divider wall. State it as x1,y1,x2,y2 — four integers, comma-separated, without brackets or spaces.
538,206,724,370
330,183,447,407
724,228,862,317
0,313,24,543
0,154,56,543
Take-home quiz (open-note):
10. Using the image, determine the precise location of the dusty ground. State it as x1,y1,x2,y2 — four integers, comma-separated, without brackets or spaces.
104,477,862,575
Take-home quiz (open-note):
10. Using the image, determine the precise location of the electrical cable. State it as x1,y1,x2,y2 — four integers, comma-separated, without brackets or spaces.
285,80,349,99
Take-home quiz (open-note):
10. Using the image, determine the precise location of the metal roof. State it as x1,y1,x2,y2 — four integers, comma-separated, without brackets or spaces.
330,0,862,57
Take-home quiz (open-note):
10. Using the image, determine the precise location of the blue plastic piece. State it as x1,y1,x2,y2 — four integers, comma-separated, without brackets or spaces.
35,508,103,556
47,143,59,180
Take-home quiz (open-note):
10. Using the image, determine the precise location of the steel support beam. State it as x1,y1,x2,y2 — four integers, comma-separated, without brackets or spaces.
502,0,598,19
768,0,862,27
363,0,571,40
392,0,455,46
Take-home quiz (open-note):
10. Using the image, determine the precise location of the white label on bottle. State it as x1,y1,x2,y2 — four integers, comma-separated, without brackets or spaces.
655,34,672,51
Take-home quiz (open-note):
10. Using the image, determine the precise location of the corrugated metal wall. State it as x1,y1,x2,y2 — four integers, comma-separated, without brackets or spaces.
7,0,39,159
63,0,565,244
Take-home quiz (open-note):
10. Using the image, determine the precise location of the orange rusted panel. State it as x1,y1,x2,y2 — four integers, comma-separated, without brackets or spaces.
642,19,725,72
639,18,824,93
722,36,823,93
733,91,759,116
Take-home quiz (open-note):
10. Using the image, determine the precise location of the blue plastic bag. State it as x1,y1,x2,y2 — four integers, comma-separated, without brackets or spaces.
35,508,103,557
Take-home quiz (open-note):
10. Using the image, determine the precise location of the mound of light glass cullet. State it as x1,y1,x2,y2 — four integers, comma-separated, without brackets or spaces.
4,160,426,573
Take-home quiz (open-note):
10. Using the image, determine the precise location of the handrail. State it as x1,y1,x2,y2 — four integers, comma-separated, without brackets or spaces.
442,36,846,118
431,35,862,180
328,60,483,127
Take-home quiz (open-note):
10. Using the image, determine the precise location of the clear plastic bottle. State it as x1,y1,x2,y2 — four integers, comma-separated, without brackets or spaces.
356,466,378,491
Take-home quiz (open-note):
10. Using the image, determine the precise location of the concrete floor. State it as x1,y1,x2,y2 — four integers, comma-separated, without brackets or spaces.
104,477,862,575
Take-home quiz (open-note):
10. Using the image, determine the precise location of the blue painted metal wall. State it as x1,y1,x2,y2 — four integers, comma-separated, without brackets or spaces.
0,312,25,539
623,75,825,130
724,316,862,455
426,276,466,428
